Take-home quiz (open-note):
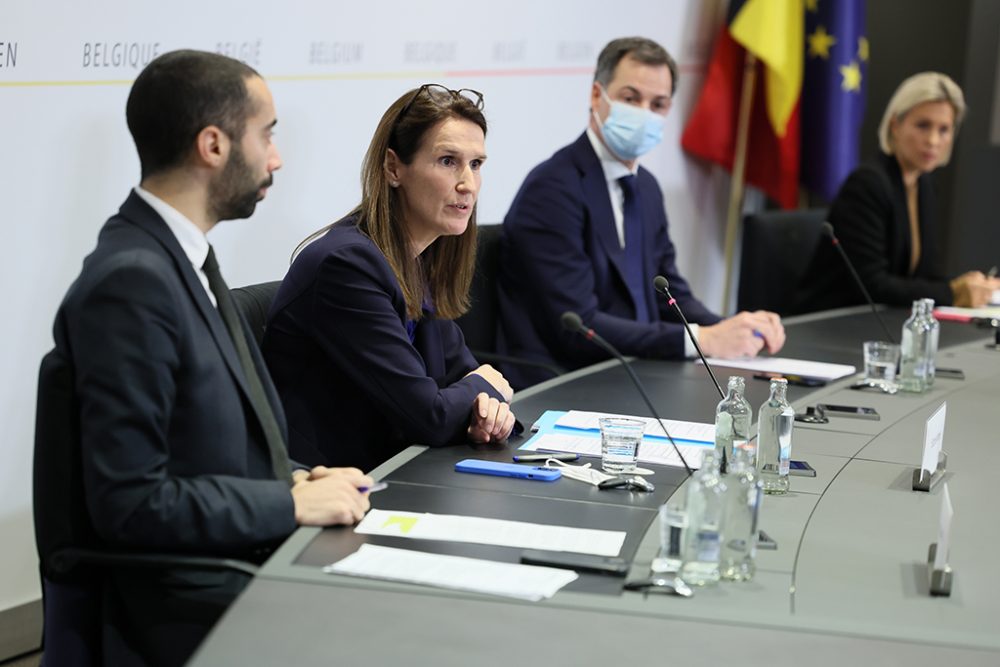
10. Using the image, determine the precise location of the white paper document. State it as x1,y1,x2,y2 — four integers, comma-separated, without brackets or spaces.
324,544,578,601
554,410,715,443
523,432,707,470
934,484,954,571
922,402,947,475
935,305,1000,319
355,509,626,557
698,356,856,380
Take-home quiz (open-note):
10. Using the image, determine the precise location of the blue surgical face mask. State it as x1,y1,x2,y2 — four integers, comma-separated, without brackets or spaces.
594,86,665,160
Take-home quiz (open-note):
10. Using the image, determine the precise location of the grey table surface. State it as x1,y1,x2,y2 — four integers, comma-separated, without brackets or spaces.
189,307,1000,666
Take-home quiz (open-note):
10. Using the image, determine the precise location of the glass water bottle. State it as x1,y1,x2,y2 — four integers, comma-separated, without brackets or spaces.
714,376,752,474
755,378,793,495
921,298,940,387
719,444,763,582
899,300,932,393
679,452,724,586
653,492,686,573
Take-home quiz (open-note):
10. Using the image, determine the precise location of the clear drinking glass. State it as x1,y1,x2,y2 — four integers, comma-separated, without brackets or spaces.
863,341,900,390
599,417,645,473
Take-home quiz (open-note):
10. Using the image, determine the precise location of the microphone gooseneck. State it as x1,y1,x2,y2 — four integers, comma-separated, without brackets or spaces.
561,311,693,476
653,275,725,399
821,222,896,344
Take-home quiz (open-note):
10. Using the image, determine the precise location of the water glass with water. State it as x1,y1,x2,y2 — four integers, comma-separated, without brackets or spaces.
599,417,644,473
863,341,900,389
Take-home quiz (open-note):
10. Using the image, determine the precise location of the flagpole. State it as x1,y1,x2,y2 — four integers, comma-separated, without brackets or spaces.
721,52,757,314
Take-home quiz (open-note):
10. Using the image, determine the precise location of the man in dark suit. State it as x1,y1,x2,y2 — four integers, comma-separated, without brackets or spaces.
497,37,786,388
49,50,372,666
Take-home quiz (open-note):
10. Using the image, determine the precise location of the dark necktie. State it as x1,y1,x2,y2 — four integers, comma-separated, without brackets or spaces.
618,175,650,323
203,247,293,485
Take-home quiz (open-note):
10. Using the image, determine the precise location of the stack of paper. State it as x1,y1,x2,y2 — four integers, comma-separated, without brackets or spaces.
554,410,715,443
699,356,856,380
520,409,713,470
325,544,578,601
933,305,1000,322
522,432,707,469
354,509,626,557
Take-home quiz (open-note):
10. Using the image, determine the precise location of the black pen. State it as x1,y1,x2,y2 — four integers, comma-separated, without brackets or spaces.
512,452,579,463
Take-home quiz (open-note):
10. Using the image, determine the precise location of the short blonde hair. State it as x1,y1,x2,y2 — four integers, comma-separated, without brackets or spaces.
878,72,966,165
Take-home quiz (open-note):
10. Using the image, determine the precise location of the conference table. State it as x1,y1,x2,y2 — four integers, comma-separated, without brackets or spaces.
189,307,1000,666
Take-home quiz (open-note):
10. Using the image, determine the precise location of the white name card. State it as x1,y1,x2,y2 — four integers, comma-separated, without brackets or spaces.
934,483,954,571
921,403,947,476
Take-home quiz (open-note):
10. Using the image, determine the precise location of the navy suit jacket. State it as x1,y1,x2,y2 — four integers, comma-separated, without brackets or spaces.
497,132,720,388
263,218,503,472
791,152,952,313
53,191,295,665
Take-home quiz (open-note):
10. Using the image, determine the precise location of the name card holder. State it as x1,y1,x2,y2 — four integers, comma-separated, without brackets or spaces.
912,451,947,492
926,483,954,597
987,327,1000,350
913,403,947,492
927,543,953,597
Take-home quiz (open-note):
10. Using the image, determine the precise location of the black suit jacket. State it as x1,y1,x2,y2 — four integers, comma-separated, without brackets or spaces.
53,191,296,665
497,132,720,388
263,218,503,472
792,152,953,313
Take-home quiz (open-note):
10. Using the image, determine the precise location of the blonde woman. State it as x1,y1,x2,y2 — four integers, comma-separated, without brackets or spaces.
794,72,998,312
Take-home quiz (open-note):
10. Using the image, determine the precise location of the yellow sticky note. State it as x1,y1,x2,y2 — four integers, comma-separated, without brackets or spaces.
381,515,419,534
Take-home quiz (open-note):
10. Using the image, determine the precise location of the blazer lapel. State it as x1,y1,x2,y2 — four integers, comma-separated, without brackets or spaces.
882,154,912,275
117,192,253,402
571,134,630,288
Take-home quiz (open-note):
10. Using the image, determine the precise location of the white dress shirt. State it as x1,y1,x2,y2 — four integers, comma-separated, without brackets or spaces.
586,127,636,249
134,186,216,307
584,128,700,357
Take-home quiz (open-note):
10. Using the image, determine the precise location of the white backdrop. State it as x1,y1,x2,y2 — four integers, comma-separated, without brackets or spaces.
0,0,732,612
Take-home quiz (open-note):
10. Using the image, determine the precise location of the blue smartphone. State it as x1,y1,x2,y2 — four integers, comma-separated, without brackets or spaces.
454,459,561,482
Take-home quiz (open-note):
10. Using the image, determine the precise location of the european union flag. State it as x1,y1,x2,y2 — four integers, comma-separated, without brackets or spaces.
801,0,868,201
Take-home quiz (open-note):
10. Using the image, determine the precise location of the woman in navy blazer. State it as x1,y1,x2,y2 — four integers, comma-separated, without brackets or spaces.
263,85,515,471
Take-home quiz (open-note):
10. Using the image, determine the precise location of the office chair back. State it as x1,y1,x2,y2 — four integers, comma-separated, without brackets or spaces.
456,224,502,355
33,341,261,665
33,347,103,665
737,209,827,314
231,281,282,346
455,224,564,382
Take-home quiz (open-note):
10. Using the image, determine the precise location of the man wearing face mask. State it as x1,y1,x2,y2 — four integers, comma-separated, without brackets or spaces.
497,36,785,389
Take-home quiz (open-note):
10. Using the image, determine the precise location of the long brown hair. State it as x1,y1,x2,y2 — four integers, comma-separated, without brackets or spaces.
296,86,487,321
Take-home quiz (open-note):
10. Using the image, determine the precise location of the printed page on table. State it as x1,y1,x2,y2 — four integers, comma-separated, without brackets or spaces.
325,544,578,602
522,432,707,470
698,356,855,380
354,509,627,557
555,410,715,444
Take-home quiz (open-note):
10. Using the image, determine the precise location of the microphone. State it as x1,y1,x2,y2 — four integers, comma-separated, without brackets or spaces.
561,312,692,476
653,276,725,400
822,222,896,344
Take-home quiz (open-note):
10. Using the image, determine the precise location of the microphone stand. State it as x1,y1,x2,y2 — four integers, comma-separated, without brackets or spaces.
653,276,725,400
822,223,896,344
